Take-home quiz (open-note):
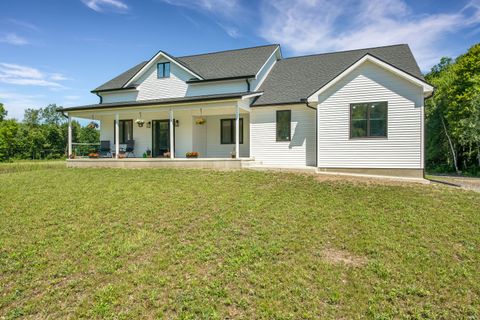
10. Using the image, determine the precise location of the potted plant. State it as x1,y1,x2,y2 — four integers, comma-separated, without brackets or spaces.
146,148,152,157
186,151,199,158
135,119,145,127
87,121,98,129
88,152,99,158
230,148,236,159
163,151,171,158
195,118,206,125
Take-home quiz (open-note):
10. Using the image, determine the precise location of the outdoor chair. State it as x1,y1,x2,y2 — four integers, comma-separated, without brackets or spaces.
99,140,112,158
125,140,135,158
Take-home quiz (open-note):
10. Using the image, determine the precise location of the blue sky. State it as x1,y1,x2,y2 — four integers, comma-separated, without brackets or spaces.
0,0,479,119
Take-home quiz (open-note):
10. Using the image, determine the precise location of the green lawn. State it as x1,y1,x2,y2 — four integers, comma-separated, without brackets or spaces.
1,163,479,319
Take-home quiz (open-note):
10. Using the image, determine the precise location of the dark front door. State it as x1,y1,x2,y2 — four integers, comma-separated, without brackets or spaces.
152,120,171,157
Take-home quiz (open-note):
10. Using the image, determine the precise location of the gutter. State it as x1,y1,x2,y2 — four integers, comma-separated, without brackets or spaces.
186,75,255,84
95,92,103,104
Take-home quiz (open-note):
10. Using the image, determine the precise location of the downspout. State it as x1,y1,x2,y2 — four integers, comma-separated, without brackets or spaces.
302,99,318,167
246,79,251,92
94,92,103,104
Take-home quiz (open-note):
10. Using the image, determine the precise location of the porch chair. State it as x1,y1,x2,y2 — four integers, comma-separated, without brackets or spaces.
125,140,135,158
99,140,112,158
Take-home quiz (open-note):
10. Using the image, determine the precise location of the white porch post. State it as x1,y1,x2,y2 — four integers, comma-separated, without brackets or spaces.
115,113,119,159
67,115,72,158
235,105,240,159
169,109,174,159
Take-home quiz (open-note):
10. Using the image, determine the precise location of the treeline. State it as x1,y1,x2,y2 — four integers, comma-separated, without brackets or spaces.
425,43,480,175
0,104,99,161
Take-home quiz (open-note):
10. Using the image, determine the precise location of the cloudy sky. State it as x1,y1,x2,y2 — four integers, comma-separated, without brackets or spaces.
1,0,479,119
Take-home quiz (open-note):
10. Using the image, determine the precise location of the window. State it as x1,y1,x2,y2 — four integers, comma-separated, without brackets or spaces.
114,119,133,144
157,62,170,78
221,118,243,144
276,110,291,141
350,102,387,138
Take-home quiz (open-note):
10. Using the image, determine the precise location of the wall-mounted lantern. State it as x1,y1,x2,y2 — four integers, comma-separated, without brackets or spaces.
175,120,179,127
147,121,151,128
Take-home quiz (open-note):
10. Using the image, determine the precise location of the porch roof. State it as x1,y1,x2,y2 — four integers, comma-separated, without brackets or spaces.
58,91,261,112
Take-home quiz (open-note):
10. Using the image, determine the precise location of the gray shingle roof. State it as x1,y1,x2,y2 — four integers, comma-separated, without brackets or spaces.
92,44,279,92
92,61,148,92
253,44,423,106
176,44,279,80
61,92,258,112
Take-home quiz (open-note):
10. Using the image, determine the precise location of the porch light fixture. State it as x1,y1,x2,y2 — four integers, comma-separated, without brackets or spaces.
175,119,179,127
147,121,151,128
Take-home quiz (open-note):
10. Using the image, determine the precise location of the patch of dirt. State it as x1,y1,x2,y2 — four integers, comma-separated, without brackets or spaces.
429,175,480,192
315,174,426,187
321,248,368,267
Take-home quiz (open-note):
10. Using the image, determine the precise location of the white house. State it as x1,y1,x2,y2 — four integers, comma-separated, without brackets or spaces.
60,44,433,178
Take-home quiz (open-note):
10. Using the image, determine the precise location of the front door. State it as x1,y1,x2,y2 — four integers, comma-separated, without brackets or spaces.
152,120,172,157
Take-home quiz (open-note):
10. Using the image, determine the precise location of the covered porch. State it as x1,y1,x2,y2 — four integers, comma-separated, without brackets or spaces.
64,93,256,168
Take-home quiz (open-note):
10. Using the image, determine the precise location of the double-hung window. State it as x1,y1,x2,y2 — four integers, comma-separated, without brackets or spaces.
114,119,133,144
350,102,387,138
220,118,243,144
157,62,170,78
276,110,291,141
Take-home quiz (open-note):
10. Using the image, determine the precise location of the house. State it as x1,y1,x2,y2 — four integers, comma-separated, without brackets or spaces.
59,44,433,178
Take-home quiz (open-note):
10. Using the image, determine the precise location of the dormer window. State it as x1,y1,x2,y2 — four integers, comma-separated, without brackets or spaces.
157,62,170,78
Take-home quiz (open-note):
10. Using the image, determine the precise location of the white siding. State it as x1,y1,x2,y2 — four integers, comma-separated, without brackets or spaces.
204,114,250,158
186,80,248,96
250,51,278,91
101,91,138,103
316,61,424,169
135,57,191,101
250,106,316,167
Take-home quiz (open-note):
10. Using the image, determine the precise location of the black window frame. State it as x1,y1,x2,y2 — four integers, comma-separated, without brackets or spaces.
349,101,388,139
276,110,291,142
114,119,133,144
220,118,244,144
157,62,170,79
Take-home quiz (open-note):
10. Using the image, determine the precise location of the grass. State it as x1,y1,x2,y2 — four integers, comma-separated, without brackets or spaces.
0,163,479,319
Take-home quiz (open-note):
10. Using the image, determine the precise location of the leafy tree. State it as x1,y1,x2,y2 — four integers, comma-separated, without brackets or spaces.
425,43,480,174
0,103,7,121
23,108,41,127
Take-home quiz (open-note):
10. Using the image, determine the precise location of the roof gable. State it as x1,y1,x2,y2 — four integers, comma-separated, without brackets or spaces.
92,44,279,92
253,44,425,106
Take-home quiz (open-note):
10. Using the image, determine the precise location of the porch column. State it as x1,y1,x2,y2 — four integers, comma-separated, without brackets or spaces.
67,115,72,158
235,105,240,159
169,109,174,159
115,113,119,159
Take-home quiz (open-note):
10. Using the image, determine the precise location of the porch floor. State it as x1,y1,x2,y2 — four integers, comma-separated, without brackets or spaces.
66,158,255,169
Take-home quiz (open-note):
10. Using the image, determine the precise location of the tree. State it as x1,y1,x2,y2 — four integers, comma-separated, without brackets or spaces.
425,43,480,174
23,108,41,126
41,104,64,125
0,103,7,121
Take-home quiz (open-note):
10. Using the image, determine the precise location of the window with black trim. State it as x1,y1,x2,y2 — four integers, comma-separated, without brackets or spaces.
114,119,133,144
157,62,170,78
350,102,387,138
276,110,291,141
220,118,243,144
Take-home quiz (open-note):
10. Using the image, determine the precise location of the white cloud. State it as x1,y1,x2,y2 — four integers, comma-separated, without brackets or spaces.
7,19,40,32
0,91,46,120
158,0,244,37
259,0,480,70
0,33,29,46
159,0,241,16
82,0,128,12
0,63,68,89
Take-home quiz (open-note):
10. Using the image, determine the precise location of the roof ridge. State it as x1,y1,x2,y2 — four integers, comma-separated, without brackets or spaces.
176,44,279,59
281,44,408,61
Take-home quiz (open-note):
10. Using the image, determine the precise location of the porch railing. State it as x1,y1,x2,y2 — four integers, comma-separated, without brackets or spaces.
71,142,100,158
